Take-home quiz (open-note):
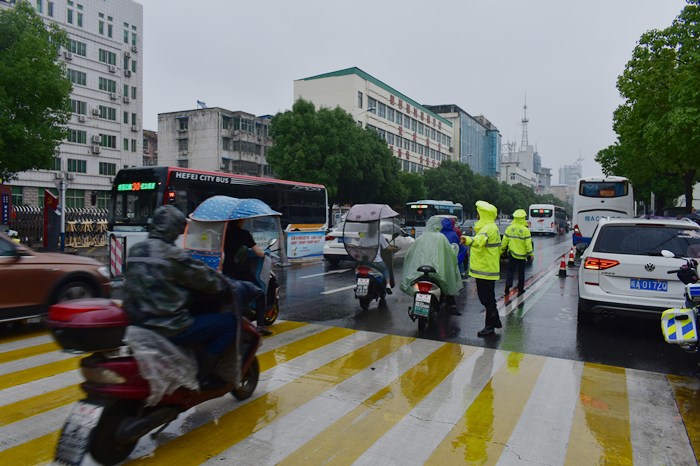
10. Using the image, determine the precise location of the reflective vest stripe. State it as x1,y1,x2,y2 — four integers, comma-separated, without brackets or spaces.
470,269,500,277
485,243,502,248
510,252,527,259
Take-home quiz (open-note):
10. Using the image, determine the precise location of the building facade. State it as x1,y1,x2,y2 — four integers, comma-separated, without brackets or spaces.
158,108,274,177
294,68,454,174
1,0,143,208
142,129,157,166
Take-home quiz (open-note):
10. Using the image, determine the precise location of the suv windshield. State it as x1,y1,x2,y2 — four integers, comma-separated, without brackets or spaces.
593,225,700,257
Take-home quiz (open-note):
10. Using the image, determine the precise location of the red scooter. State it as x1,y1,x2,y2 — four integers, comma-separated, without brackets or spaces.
46,283,261,465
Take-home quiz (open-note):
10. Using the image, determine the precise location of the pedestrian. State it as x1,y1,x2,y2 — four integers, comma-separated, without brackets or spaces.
461,201,502,336
500,209,533,297
438,217,463,314
451,218,468,278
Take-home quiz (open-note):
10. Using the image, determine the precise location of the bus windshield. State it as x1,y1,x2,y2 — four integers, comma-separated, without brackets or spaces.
110,177,163,232
580,181,628,198
405,205,435,227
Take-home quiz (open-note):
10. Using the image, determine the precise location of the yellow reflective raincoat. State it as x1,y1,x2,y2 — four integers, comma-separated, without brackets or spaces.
462,201,501,280
500,209,533,260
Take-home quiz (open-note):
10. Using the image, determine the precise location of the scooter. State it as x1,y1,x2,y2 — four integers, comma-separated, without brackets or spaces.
354,264,388,310
407,265,447,332
239,239,281,325
661,250,700,358
46,278,261,466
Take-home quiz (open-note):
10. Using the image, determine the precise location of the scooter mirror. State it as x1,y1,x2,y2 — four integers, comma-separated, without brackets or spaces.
661,249,676,258
268,238,279,248
391,232,399,240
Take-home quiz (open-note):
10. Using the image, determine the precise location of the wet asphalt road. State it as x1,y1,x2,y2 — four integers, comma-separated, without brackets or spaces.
276,233,698,377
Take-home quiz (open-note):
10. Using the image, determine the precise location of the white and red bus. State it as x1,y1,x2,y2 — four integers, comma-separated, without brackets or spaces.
528,204,568,235
572,176,634,245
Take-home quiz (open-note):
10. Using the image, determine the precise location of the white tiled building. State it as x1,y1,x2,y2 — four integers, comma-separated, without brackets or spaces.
294,68,454,174
1,0,143,209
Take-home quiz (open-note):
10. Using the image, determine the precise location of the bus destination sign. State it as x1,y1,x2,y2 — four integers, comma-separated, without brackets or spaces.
117,182,156,191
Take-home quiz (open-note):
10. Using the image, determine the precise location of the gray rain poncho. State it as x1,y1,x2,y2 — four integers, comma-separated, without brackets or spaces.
400,216,462,296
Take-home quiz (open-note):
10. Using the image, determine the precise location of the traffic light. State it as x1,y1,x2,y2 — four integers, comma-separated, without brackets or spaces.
90,191,97,206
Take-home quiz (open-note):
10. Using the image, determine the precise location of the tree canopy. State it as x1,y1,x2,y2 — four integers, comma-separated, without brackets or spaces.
0,1,72,181
596,0,700,213
267,98,406,206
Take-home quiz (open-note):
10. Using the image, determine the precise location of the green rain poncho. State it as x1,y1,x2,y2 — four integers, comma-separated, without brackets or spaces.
400,216,462,296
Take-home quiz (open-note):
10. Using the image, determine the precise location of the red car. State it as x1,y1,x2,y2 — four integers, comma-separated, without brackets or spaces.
0,232,110,323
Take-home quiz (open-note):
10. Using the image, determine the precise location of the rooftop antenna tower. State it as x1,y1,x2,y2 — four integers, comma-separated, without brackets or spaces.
520,92,529,151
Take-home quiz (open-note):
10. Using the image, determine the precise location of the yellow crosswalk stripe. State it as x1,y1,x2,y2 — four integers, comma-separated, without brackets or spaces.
425,352,547,465
262,320,307,336
564,363,633,465
668,374,700,464
0,328,50,345
279,342,475,466
0,384,83,428
126,335,414,465
0,430,58,466
258,327,356,371
0,357,81,391
0,342,61,364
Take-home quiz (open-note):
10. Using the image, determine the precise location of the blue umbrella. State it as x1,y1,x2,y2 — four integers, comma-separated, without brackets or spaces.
190,195,281,222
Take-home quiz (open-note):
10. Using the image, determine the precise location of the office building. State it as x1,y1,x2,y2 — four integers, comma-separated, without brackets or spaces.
294,67,454,174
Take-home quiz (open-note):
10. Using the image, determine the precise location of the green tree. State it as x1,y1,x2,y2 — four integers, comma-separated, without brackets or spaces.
423,160,473,209
268,98,406,206
0,1,71,180
596,0,700,213
396,171,427,203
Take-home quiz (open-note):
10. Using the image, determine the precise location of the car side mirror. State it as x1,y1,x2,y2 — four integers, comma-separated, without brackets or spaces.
661,249,675,258
575,243,588,253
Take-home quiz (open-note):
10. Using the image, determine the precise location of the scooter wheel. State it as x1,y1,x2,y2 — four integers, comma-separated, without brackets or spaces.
359,296,371,310
418,317,428,332
264,302,279,326
232,356,260,401
89,399,141,465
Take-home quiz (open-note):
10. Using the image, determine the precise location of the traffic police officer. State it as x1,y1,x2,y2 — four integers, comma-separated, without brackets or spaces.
461,200,502,336
500,209,533,297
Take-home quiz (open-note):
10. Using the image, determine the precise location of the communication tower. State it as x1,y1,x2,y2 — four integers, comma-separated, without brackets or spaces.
519,93,529,151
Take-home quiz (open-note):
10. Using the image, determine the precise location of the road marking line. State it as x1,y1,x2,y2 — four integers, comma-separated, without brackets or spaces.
0,357,81,391
126,335,415,466
320,284,357,295
0,430,58,465
277,343,473,466
0,384,83,429
300,268,352,279
425,352,547,465
0,334,54,354
564,363,633,465
502,271,559,318
667,374,700,464
258,327,356,371
0,329,50,345
0,342,61,365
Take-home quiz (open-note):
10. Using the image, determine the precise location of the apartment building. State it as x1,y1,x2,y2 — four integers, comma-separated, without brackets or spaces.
294,68,454,174
1,0,143,209
142,129,157,166
158,108,274,177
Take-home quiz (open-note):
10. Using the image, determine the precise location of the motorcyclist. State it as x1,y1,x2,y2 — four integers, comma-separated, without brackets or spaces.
400,216,462,314
461,200,502,336
221,218,272,335
122,205,233,389
358,222,396,294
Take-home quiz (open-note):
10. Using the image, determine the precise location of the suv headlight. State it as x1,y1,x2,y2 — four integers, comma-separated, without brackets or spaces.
97,266,110,279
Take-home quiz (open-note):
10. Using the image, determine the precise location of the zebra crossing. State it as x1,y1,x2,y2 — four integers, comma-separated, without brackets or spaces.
0,321,698,465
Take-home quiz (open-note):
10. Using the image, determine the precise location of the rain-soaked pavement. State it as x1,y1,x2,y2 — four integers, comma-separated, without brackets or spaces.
1,232,699,464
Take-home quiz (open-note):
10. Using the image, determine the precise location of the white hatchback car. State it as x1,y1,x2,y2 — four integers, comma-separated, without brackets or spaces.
577,217,700,323
323,219,415,266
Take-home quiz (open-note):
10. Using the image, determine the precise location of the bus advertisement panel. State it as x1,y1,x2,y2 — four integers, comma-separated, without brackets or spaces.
528,204,567,235
572,176,633,245
405,200,463,238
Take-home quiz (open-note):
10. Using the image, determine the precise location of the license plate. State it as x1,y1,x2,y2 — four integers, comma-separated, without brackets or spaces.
356,278,369,297
337,237,344,243
55,401,105,466
416,293,431,303
630,278,668,292
413,302,430,317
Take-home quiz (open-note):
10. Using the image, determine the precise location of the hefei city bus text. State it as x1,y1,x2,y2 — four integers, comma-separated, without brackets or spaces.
528,204,568,235
405,200,464,238
107,166,328,277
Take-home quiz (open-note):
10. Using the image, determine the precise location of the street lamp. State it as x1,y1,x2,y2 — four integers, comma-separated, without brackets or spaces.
352,106,375,119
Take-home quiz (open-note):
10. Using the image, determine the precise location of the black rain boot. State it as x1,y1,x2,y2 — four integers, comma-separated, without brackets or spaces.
197,353,226,391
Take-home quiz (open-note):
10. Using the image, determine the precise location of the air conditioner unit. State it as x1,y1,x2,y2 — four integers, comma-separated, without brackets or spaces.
78,115,87,123
124,70,132,77
123,96,131,103
131,125,138,132
55,173,64,179
449,147,453,153
178,128,187,133
64,51,73,60
66,173,75,180
180,150,188,156
91,135,100,144
92,145,101,154
220,163,226,169
92,108,99,116
257,137,262,141
132,45,138,53
110,93,117,100
124,51,131,58
108,65,116,73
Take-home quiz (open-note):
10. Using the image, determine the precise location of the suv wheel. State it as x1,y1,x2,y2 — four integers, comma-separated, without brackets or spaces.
577,300,594,325
55,281,95,303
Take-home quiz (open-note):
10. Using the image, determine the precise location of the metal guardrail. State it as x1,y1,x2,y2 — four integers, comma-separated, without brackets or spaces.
11,206,108,248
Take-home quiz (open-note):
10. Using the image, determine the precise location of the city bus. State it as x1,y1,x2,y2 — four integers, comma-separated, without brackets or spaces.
405,200,463,238
572,176,633,245
107,166,328,271
528,204,568,235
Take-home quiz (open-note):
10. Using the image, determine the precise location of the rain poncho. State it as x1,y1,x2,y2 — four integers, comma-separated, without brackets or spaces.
462,201,501,280
501,209,533,260
122,206,227,338
441,218,466,263
400,216,462,296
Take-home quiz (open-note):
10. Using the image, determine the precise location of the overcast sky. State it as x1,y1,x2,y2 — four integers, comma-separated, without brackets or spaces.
138,0,689,180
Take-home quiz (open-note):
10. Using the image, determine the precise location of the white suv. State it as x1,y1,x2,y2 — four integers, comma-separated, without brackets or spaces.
577,217,700,323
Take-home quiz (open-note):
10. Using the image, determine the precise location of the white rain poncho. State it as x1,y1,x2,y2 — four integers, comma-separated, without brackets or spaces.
400,216,462,296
